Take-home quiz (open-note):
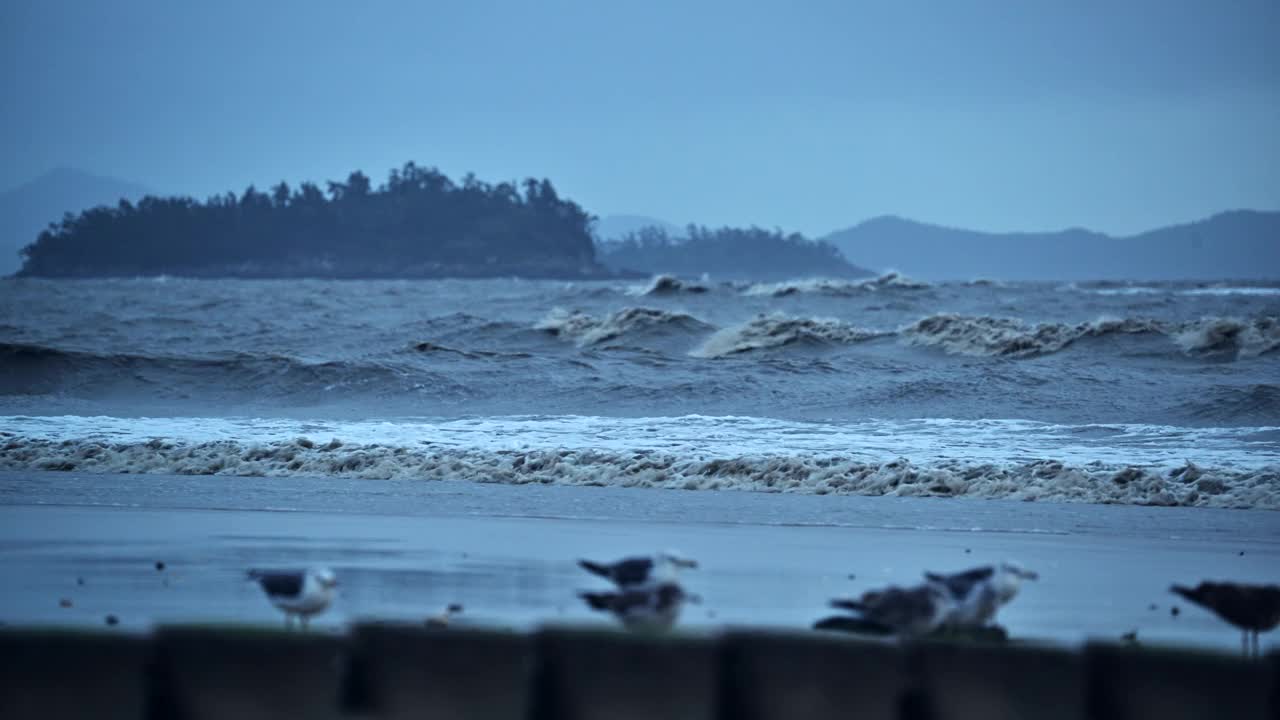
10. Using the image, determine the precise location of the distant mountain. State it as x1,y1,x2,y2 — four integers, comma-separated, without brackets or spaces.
0,168,152,276
823,211,1280,281
593,214,682,242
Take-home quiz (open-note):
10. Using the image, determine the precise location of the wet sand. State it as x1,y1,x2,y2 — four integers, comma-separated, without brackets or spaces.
0,471,1276,654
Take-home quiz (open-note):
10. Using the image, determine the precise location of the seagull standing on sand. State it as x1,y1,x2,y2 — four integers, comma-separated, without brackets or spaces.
247,567,338,629
1171,581,1280,657
579,581,699,632
578,550,698,588
925,561,1039,628
823,581,956,638
425,603,464,629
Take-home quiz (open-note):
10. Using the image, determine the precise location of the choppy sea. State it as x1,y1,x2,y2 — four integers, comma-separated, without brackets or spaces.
2,274,1277,509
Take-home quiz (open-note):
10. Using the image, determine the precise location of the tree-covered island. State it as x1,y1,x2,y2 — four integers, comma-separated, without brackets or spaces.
15,162,867,281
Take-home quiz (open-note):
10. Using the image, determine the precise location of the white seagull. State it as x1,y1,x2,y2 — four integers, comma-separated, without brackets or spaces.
247,567,338,629
925,561,1039,628
578,549,698,588
579,581,699,631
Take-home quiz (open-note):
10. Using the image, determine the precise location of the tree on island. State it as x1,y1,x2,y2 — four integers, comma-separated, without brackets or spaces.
17,163,602,279
596,225,869,280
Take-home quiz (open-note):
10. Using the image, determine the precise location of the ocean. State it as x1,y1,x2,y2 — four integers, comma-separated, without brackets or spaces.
2,273,1277,510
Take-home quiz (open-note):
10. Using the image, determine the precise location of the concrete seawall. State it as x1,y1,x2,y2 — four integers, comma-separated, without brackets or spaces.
1,625,1276,719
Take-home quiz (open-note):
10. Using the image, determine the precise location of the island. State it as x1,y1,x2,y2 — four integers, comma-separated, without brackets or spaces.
13,163,876,282
596,225,871,281
16,163,616,280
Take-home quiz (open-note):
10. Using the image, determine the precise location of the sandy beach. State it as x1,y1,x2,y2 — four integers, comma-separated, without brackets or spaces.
1,470,1275,654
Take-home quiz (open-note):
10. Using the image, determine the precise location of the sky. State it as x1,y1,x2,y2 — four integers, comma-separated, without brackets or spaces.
2,0,1277,236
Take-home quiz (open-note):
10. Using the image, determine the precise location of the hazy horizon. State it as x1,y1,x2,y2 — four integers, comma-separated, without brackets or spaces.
4,0,1278,238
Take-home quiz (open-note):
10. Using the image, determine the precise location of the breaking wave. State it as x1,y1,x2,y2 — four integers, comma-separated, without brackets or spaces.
1174,317,1280,358
901,315,1162,358
743,271,932,297
902,315,1280,359
693,313,883,358
2,436,1274,509
536,307,713,346
638,274,710,296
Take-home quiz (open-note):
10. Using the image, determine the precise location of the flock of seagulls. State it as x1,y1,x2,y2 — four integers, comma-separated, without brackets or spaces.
815,561,1040,638
242,555,1279,657
576,550,701,631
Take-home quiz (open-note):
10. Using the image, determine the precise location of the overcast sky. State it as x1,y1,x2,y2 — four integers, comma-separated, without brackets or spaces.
3,0,1277,235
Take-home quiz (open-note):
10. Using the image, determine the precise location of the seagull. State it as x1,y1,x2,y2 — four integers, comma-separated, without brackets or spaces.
246,567,338,629
425,603,464,629
924,561,1039,628
578,550,698,588
579,581,699,631
826,581,955,638
1171,581,1280,657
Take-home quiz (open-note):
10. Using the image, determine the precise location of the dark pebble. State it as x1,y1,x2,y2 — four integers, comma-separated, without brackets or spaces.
59,598,73,608
1238,551,1245,556
1171,605,1181,617
105,615,119,626
1121,630,1138,643
847,573,857,580
1147,603,1157,611
154,561,166,571
964,548,971,554
76,577,85,586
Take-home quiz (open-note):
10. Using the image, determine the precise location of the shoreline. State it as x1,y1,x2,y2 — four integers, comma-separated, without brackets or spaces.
1,471,1276,654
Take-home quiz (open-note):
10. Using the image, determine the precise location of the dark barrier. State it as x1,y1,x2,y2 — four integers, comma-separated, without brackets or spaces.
535,626,720,720
0,626,1274,720
0,629,151,720
352,624,534,720
1085,642,1274,720
723,629,910,720
154,627,347,720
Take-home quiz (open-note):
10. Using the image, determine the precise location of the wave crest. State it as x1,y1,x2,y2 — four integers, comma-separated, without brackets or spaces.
1175,317,1280,358
693,313,881,358
638,274,710,296
902,315,1165,358
744,271,932,297
536,307,712,346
